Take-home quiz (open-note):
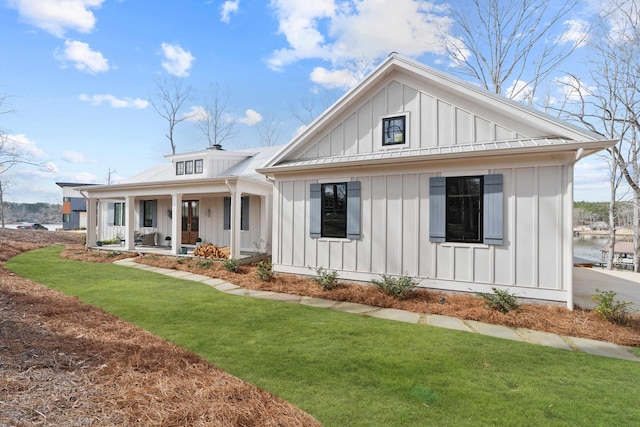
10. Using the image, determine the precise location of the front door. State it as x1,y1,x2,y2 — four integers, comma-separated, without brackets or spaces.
181,200,199,244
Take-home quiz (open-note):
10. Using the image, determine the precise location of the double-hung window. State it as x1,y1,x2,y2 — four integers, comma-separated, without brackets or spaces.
310,181,361,239
223,196,250,231
114,202,125,226
429,174,503,245
176,161,184,175
142,200,155,227
185,160,194,174
195,159,203,174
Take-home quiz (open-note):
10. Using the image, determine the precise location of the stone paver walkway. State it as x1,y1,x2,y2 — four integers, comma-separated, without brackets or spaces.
114,258,640,362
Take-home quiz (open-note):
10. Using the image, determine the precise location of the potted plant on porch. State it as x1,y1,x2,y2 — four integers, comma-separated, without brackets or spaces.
195,237,202,247
165,236,171,247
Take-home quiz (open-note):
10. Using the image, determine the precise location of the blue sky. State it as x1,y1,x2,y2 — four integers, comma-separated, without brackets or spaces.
0,0,611,204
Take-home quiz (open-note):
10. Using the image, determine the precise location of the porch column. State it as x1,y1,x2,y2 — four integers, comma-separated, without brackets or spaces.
85,197,97,248
125,195,135,250
171,194,182,255
260,195,272,254
224,182,241,259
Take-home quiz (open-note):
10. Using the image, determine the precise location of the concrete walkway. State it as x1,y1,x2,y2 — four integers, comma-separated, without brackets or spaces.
115,258,640,363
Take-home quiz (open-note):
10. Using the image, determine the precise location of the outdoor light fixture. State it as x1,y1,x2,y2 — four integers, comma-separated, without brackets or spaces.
207,208,211,217
167,209,172,219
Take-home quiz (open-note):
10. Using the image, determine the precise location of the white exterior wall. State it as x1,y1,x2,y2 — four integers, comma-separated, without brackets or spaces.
272,155,573,302
294,77,543,161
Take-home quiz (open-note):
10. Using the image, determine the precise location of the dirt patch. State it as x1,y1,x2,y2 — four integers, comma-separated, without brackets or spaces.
0,228,321,427
111,252,640,348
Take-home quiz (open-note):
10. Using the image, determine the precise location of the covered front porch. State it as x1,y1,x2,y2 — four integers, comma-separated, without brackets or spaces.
81,177,272,260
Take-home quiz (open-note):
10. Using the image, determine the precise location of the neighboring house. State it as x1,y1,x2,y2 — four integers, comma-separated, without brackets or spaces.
56,182,96,230
77,145,278,258
258,54,615,309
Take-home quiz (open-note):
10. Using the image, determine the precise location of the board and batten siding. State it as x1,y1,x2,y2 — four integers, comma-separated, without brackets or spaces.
273,163,569,299
296,77,534,160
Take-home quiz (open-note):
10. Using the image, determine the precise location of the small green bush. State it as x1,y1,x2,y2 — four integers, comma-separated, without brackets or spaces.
196,259,213,269
477,287,519,313
312,267,339,290
372,275,418,299
592,289,633,325
105,251,122,258
256,260,274,282
176,257,189,264
223,258,240,273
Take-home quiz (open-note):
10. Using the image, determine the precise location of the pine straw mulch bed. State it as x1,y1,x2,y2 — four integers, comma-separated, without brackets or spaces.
0,229,321,427
60,248,640,348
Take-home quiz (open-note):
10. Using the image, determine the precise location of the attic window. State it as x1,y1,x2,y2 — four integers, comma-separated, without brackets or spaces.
195,159,203,174
176,161,184,175
185,160,194,174
382,115,406,146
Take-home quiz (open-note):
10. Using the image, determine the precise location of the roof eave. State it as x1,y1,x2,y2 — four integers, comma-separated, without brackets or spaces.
257,139,616,175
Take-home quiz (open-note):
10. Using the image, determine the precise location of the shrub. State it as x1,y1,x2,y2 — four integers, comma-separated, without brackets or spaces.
105,251,122,258
223,258,240,273
256,260,274,282
372,275,418,299
477,287,519,313
312,267,339,290
592,289,634,325
196,259,213,269
176,257,189,264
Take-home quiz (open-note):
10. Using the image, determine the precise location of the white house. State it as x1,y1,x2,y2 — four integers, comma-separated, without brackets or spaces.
78,145,279,258
258,54,615,308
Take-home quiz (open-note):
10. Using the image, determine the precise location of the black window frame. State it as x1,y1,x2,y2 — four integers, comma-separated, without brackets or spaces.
176,161,184,175
195,159,203,174
382,115,406,146
143,200,154,228
185,160,194,174
445,176,483,244
321,183,347,238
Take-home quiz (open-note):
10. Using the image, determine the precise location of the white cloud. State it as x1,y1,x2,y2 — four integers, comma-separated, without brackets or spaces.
310,66,357,90
78,94,148,108
61,150,87,163
237,109,262,125
554,75,594,101
55,40,109,74
267,0,453,71
7,0,105,37
558,19,589,47
220,0,240,23
4,134,46,158
183,105,209,122
161,42,195,77
505,80,534,103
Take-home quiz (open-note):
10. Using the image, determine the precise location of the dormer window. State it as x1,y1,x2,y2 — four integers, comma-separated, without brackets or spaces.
382,115,406,146
195,159,203,174
176,161,184,175
185,160,194,174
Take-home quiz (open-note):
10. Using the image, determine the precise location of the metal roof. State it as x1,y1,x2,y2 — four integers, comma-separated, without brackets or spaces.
261,137,613,172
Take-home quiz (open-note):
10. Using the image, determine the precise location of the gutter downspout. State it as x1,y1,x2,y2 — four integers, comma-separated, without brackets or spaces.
566,148,586,310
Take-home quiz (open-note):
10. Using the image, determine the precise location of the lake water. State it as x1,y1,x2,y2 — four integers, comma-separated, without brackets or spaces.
574,235,609,262
4,223,63,231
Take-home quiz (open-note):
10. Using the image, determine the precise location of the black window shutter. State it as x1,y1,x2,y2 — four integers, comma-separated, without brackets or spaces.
309,183,321,238
429,177,446,242
483,174,503,245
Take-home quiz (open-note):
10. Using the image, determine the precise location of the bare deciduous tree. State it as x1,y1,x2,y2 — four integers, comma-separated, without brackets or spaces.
195,82,235,149
150,77,192,155
555,1,640,270
256,110,283,147
443,0,584,105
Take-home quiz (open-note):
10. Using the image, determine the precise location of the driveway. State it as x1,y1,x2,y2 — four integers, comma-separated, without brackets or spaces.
573,267,640,310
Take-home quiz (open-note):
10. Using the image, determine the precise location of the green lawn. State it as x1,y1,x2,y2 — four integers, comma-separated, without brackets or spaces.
7,246,640,426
